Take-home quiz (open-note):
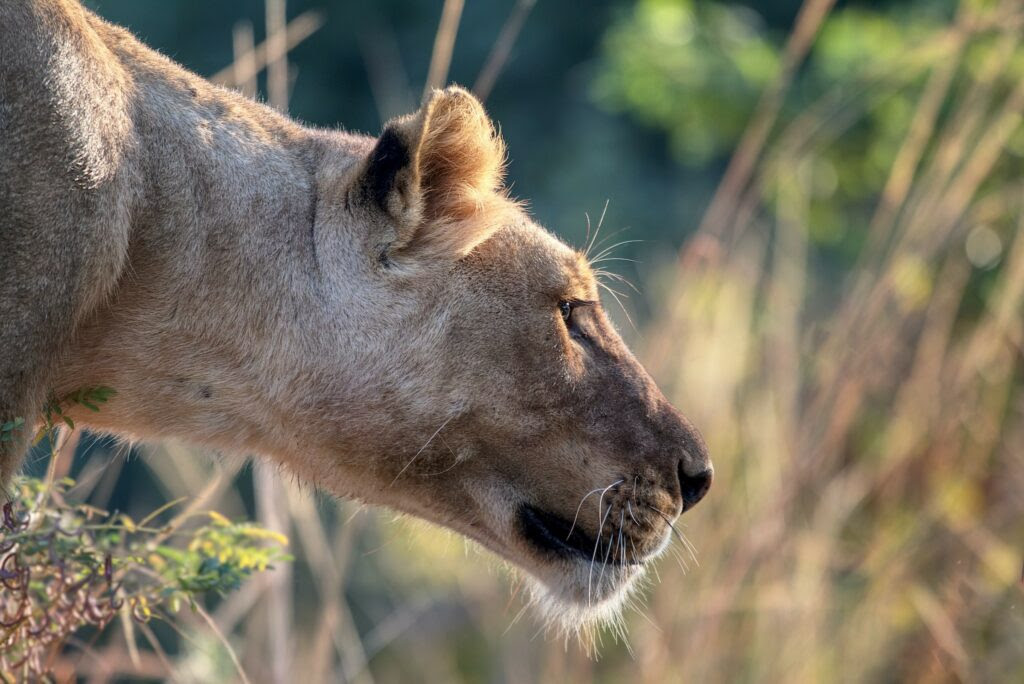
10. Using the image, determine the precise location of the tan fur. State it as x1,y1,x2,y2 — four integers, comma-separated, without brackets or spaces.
0,0,712,623
355,87,515,263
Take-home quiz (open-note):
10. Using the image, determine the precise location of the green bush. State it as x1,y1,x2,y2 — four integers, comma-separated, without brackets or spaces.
1,396,289,680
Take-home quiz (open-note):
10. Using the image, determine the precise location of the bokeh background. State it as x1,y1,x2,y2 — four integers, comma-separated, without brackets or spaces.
29,0,1024,680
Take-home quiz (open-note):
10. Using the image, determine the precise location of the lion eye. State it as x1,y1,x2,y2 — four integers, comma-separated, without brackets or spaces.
559,300,573,324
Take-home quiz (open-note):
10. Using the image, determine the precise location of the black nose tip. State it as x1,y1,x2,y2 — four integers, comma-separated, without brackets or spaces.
678,463,712,511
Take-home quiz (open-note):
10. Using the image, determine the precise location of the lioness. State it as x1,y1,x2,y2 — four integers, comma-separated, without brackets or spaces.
0,0,712,626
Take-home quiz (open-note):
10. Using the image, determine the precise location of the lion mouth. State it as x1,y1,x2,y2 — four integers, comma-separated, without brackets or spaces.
518,504,642,566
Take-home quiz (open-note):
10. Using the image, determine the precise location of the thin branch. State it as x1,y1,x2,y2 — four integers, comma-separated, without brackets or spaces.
693,0,836,248
193,605,253,684
210,11,324,88
232,20,258,98
473,0,537,101
423,0,465,100
254,463,292,684
265,0,289,111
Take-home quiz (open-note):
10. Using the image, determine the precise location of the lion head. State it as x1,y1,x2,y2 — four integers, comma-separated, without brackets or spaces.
53,81,710,632
301,87,713,628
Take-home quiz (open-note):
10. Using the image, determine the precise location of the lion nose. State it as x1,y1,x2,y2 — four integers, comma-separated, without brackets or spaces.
677,462,712,511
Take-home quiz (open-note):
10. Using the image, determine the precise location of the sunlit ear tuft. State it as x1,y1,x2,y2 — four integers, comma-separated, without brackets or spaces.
417,86,506,223
359,86,511,262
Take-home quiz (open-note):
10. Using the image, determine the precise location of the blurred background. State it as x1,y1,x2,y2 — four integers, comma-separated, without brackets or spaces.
29,0,1024,680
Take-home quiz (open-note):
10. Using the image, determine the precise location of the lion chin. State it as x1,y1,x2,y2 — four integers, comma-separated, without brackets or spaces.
507,557,643,643
522,563,647,647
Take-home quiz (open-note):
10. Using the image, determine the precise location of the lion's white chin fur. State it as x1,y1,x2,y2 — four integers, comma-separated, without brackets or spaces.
521,560,647,648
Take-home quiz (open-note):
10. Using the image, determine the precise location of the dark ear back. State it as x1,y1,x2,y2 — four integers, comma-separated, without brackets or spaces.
365,127,411,212
357,86,510,260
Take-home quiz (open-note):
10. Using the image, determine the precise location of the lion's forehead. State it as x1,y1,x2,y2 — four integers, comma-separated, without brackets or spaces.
478,221,599,299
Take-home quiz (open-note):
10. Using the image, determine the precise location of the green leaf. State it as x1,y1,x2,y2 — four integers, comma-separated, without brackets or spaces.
155,546,187,564
1,417,25,440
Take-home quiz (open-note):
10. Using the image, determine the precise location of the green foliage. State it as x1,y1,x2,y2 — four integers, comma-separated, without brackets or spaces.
0,477,290,679
595,0,1024,258
162,511,290,594
1,389,289,679
0,419,23,444
594,0,779,164
40,385,116,435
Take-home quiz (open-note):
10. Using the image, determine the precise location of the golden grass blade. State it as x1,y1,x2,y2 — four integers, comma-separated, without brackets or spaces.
210,11,325,88
473,0,537,102
423,0,465,100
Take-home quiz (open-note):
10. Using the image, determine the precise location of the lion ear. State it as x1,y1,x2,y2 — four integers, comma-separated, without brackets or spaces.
359,86,508,260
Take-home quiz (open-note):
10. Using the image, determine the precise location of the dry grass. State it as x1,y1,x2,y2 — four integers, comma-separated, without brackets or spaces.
633,2,1024,680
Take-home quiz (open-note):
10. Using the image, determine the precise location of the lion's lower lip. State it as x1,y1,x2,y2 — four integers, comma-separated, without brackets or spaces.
520,504,595,560
518,504,642,566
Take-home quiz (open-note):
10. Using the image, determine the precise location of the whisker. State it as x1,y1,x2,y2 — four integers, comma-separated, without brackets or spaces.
599,281,639,335
626,501,641,526
633,598,661,631
597,198,609,231
388,414,456,487
594,272,631,293
417,435,465,477
583,211,592,255
589,256,637,265
598,509,625,590
584,214,599,259
650,553,662,583
590,238,643,264
671,542,690,573
597,280,629,300
593,269,641,294
647,504,672,518
584,200,610,259
618,509,626,564
503,602,531,636
646,504,699,568
587,225,631,259
592,266,637,280
506,574,526,609
680,532,700,567
567,479,622,540
597,510,617,586
595,274,640,299
588,500,615,607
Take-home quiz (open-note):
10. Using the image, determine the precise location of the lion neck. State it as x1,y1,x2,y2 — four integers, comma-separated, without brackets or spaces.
55,32,428,466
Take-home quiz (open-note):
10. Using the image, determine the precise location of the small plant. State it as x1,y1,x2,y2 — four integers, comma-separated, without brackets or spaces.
1,387,289,680
39,385,117,436
0,477,290,679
